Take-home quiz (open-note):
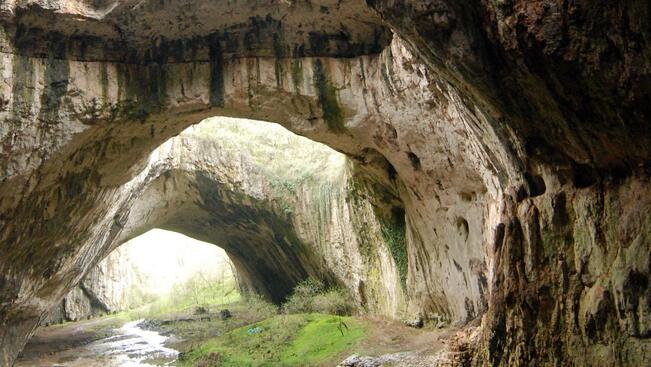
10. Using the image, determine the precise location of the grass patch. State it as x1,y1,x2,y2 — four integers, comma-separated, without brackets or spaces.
179,314,365,367
129,275,240,320
280,315,364,364
136,296,278,355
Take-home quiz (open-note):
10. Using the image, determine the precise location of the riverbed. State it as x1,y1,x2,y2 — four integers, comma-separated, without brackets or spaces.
15,319,179,367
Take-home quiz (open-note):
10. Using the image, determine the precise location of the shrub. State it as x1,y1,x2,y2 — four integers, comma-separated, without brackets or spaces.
243,294,278,319
282,278,354,315
312,288,354,315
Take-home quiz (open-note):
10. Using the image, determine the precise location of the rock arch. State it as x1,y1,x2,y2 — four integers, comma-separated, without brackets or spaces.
108,118,406,307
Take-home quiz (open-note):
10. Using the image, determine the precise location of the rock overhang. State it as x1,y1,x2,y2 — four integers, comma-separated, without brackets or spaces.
2,0,393,61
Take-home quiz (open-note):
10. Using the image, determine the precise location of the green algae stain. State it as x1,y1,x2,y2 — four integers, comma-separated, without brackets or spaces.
38,58,70,124
313,59,345,133
291,59,303,93
273,33,285,89
209,36,225,107
149,64,167,108
113,63,168,122
63,168,92,199
11,54,35,118
100,63,109,103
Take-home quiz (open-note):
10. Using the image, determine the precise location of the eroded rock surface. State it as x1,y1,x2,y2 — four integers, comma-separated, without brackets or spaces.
0,1,649,366
42,246,135,324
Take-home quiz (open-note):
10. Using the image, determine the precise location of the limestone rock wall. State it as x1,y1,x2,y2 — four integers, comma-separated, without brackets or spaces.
366,1,651,365
42,246,134,324
81,246,133,313
472,175,651,366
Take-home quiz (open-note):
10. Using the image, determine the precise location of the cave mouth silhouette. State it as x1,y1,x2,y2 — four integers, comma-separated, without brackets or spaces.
109,228,239,310
42,228,239,324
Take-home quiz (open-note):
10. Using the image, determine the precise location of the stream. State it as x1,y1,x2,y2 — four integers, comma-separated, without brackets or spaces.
15,319,179,367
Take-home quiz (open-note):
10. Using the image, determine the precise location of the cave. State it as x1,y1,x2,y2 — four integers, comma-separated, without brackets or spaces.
0,0,649,366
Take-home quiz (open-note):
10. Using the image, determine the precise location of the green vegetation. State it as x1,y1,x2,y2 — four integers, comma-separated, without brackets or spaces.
189,117,347,217
191,118,345,186
381,225,408,289
129,272,240,320
281,278,355,316
179,314,365,367
163,278,362,366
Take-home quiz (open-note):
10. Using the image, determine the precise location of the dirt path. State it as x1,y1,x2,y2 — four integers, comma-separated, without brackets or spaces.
358,316,453,355
338,318,478,367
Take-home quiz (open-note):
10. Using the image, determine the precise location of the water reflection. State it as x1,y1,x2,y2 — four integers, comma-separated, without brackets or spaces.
16,319,178,367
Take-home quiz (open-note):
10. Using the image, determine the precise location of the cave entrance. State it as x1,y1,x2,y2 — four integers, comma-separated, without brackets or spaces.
43,228,239,325
15,115,391,366
41,116,356,327
113,228,240,316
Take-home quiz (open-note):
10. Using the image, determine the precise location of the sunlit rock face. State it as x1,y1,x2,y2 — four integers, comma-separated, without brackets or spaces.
0,0,649,366
42,246,135,324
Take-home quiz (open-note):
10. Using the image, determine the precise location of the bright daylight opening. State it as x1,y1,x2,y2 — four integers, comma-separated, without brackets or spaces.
119,229,238,311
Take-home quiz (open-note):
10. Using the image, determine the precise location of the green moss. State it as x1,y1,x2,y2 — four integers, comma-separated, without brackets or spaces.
381,223,408,289
313,59,345,133
346,174,407,289
179,314,365,366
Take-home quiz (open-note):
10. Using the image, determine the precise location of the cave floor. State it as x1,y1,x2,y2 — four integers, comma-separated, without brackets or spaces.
15,309,453,366
16,315,129,363
14,315,177,367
